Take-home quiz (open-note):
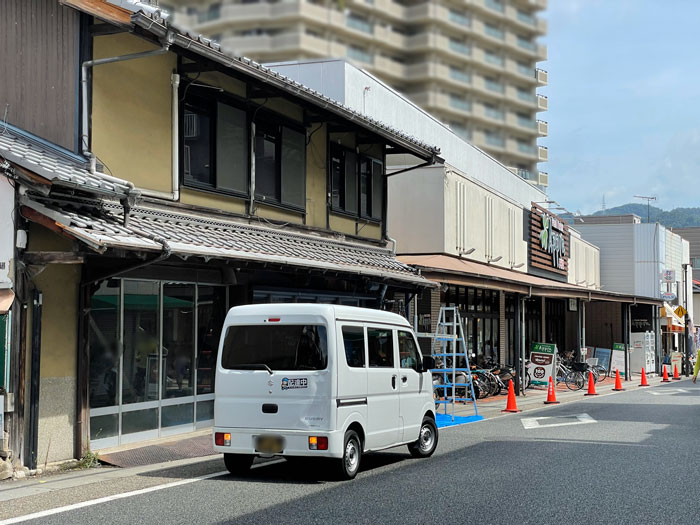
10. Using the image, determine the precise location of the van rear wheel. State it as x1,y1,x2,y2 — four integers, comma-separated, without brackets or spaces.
409,417,438,458
224,453,254,475
337,430,361,480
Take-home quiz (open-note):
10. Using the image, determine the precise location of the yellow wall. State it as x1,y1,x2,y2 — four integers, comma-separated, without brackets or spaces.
92,33,175,193
306,123,327,229
26,225,79,379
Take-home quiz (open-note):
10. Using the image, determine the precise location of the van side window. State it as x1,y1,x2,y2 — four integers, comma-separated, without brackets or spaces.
367,327,394,368
342,326,365,368
398,331,421,372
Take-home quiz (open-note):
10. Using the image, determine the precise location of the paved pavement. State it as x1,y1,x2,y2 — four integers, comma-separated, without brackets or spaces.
1,376,697,524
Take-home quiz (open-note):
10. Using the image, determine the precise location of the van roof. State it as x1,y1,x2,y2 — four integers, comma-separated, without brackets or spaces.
225,303,412,328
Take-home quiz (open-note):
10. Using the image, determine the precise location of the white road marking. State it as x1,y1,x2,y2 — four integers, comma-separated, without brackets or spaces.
0,470,229,524
521,413,596,429
647,389,689,395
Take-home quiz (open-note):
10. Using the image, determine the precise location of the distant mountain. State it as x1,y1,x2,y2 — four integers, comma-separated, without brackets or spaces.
592,203,700,228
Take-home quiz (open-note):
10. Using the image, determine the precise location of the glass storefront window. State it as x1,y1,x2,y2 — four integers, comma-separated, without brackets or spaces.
90,414,118,441
197,286,227,395
162,403,194,428
89,281,120,409
122,281,161,404
122,408,158,435
163,284,195,398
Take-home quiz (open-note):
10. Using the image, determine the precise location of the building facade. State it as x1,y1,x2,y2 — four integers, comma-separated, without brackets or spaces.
0,0,441,468
165,0,549,186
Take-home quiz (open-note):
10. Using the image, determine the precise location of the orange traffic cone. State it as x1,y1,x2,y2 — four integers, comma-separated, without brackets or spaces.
662,366,670,382
639,368,649,387
544,376,560,404
672,365,681,381
502,380,521,413
612,369,625,391
584,371,598,396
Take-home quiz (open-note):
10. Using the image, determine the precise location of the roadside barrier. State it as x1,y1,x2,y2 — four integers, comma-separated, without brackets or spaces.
502,380,521,413
544,376,559,404
612,369,625,391
662,367,670,382
639,368,650,387
584,371,598,396
672,365,681,381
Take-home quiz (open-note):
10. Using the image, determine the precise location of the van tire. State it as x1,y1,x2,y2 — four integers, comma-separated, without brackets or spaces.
224,453,254,475
409,417,438,458
337,430,362,480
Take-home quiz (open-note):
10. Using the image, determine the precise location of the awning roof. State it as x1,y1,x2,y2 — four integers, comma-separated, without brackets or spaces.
0,289,15,314
398,254,661,304
20,196,433,288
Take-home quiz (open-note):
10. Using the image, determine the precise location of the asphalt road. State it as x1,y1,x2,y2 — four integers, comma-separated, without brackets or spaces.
2,379,699,524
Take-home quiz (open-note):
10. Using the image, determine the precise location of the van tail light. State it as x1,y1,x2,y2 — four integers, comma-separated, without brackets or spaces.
215,432,231,446
308,436,328,450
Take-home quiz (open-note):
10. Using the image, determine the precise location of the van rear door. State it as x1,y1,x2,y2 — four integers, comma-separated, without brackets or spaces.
215,320,332,431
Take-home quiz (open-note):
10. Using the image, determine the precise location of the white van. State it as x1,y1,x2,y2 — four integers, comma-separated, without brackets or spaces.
213,303,438,479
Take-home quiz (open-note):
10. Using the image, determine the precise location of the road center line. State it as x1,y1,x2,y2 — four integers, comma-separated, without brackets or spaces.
0,470,230,524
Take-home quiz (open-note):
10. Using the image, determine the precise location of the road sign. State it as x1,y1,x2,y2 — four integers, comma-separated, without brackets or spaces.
674,305,687,318
661,292,677,302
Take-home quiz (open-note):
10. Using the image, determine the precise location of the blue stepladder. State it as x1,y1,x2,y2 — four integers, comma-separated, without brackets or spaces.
430,307,479,422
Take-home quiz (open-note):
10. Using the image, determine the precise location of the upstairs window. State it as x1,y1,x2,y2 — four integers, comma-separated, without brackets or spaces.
330,143,383,221
183,95,248,195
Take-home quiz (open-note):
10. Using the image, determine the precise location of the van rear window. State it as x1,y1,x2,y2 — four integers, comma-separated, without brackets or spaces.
221,325,328,371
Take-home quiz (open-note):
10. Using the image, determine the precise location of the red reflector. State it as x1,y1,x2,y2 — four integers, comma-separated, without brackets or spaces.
318,437,328,450
268,318,281,322
214,432,225,446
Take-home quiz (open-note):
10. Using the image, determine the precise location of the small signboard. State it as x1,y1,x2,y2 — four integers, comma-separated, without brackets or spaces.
674,305,687,318
594,348,612,372
671,352,683,375
661,269,676,282
529,342,557,386
661,292,677,302
611,343,626,377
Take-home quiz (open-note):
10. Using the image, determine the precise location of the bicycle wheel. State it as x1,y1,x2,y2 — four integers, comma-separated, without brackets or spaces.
565,371,585,391
524,372,532,390
590,368,600,383
594,365,608,381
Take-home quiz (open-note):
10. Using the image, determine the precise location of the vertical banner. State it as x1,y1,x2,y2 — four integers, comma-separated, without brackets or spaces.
611,343,626,377
529,342,556,386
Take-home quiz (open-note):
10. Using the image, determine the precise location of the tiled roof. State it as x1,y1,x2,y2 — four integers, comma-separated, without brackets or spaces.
128,11,442,161
22,195,431,287
0,124,133,198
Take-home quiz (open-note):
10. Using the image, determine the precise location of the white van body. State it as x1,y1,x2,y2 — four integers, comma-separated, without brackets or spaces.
213,304,436,463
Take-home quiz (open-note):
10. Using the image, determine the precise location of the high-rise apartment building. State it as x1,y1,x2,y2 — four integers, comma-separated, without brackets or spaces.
164,0,548,185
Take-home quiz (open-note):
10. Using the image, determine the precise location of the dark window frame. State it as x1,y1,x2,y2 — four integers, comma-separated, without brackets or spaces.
329,141,384,222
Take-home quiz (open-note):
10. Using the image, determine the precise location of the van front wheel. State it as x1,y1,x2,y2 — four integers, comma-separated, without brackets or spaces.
409,417,438,458
224,453,254,475
337,430,362,480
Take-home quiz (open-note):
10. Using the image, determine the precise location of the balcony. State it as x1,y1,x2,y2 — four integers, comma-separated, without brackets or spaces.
537,120,548,136
516,115,537,129
449,95,472,113
485,133,506,148
485,78,505,94
536,68,548,85
536,94,548,111
516,88,536,104
484,0,506,14
484,24,505,40
448,9,471,27
449,67,472,84
371,55,406,80
449,39,472,56
517,142,536,155
538,145,549,161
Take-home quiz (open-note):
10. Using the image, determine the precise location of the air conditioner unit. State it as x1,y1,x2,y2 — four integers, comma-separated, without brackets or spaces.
537,171,549,187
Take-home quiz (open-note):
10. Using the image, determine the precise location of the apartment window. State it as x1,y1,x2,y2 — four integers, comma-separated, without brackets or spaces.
254,120,306,209
484,77,504,93
517,36,537,52
484,50,505,67
517,139,536,154
330,143,382,220
448,38,471,56
449,66,471,84
448,9,470,27
347,45,373,64
197,2,221,23
517,62,533,76
485,0,504,13
449,94,471,112
517,10,536,26
484,23,504,40
517,86,535,102
347,13,373,34
517,112,536,129
450,122,471,140
484,131,505,147
484,104,504,121
183,96,248,194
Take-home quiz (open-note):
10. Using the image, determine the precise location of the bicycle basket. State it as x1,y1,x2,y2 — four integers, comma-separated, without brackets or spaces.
571,362,588,372
586,358,599,366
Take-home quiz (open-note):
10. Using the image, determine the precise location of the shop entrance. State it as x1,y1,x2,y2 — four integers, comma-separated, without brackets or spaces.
88,279,228,449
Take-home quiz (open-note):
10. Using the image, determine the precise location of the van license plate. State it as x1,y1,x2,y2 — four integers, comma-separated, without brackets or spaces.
255,435,284,454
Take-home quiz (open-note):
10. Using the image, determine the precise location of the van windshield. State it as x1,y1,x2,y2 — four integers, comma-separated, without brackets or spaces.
221,324,328,371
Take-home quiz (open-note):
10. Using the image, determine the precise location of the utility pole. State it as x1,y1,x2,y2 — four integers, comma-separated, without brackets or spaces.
634,195,656,224
683,263,689,376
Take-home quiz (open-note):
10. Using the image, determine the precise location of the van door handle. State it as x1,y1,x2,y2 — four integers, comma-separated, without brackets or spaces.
392,375,396,389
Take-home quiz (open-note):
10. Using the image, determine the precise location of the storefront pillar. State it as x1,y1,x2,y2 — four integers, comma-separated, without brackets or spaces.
622,303,630,381
540,296,546,344
514,293,521,396
576,298,583,361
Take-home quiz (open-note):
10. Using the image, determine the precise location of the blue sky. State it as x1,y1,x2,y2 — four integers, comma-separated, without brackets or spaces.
541,0,700,214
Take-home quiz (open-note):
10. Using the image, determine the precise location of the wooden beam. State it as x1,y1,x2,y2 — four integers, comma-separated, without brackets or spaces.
23,252,85,265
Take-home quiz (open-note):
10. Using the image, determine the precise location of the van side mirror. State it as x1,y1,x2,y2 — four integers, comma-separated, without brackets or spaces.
422,355,435,371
